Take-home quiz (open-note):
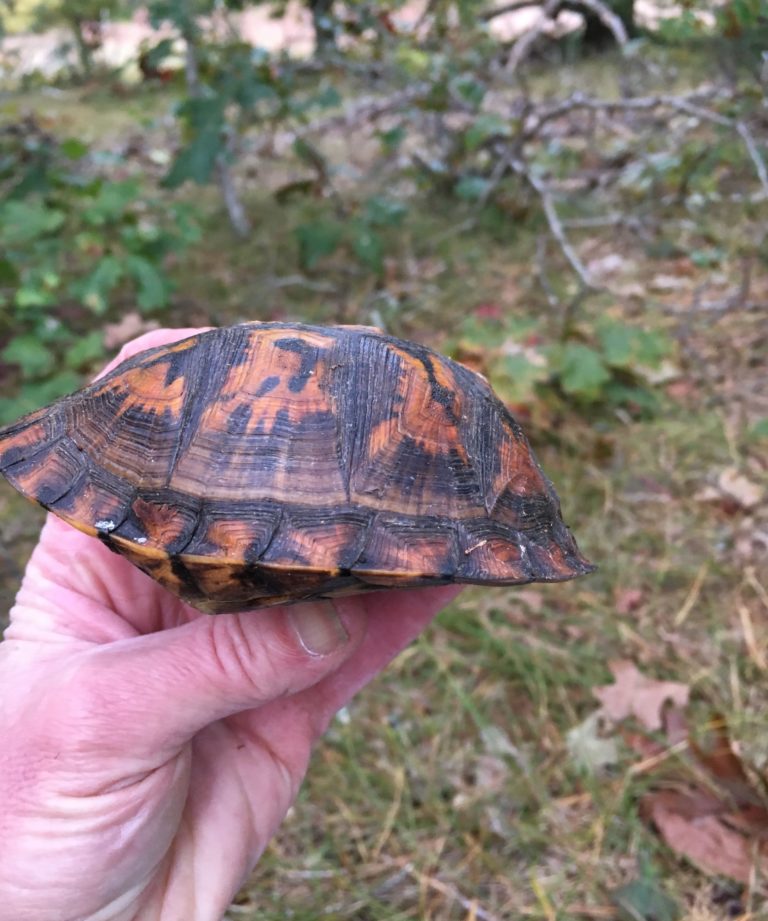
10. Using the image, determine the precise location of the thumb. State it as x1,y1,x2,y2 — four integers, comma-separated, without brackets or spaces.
59,598,368,759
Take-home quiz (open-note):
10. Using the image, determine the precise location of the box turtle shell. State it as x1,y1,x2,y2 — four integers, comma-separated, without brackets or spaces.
0,322,594,612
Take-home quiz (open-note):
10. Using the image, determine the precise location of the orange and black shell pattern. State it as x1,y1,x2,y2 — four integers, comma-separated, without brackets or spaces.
0,322,594,612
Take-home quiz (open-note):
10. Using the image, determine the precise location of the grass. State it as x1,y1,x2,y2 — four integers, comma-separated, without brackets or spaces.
237,397,765,919
1,42,767,920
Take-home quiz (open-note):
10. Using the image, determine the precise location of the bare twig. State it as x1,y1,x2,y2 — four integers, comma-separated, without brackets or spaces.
261,274,339,293
736,121,768,198
505,0,560,76
569,0,628,46
217,126,251,239
534,234,561,309
509,155,596,289
249,85,430,159
216,162,251,238
393,861,504,921
525,89,768,196
684,258,759,314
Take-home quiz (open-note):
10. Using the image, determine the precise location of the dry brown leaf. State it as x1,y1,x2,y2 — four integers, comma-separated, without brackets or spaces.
718,467,765,510
593,660,689,731
103,313,160,350
642,791,768,883
689,717,768,816
615,587,645,615
649,274,690,292
634,710,768,884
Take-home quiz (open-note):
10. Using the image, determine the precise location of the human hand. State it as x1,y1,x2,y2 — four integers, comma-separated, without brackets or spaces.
0,329,461,921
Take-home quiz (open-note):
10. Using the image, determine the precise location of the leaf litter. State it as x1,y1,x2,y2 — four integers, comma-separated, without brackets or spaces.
577,660,768,888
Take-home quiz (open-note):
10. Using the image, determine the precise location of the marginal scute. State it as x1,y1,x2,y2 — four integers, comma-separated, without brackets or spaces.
0,321,595,612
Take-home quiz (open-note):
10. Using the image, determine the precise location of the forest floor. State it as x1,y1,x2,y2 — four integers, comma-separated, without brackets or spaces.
0,43,767,920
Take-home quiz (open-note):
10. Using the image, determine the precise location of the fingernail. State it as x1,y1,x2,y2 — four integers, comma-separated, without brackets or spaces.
289,601,349,657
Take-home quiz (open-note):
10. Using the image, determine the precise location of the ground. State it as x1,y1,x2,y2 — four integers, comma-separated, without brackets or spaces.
0,41,767,920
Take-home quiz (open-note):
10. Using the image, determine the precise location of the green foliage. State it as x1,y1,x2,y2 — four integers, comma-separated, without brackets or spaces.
150,0,342,194
294,195,408,274
295,217,344,269
551,342,612,401
0,121,199,423
456,315,674,414
654,0,768,64
612,874,680,921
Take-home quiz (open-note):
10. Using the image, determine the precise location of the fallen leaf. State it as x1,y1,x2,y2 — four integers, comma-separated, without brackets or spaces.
566,710,620,774
586,252,626,278
103,313,160,350
642,791,768,883
649,274,690,292
593,661,689,731
689,716,768,819
473,301,503,319
718,467,765,510
633,709,768,884
665,379,699,403
615,588,645,615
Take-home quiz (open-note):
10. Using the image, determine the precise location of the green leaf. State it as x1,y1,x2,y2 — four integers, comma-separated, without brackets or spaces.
455,175,491,200
310,85,341,109
1,335,55,380
292,137,327,172
689,247,725,267
140,37,175,71
64,331,104,371
14,285,56,308
492,352,549,403
163,124,223,187
82,180,140,225
0,200,65,245
74,256,124,313
450,74,486,108
229,73,277,110
0,256,20,286
554,343,611,400
351,226,383,272
394,46,431,77
363,196,408,227
60,137,89,159
124,255,169,311
597,321,636,367
749,418,768,440
294,219,343,269
464,113,510,151
597,321,671,369
612,877,680,921
603,381,659,413
176,95,225,132
8,158,51,199
377,125,406,152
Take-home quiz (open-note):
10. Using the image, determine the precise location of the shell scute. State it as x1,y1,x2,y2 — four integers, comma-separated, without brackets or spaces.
0,321,595,612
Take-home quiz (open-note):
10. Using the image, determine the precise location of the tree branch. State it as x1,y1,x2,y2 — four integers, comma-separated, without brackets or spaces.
508,155,596,290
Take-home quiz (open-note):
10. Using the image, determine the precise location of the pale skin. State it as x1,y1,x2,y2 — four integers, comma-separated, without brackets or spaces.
0,329,461,921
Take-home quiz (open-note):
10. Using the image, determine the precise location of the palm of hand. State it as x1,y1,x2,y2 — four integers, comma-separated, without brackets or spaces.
0,330,460,921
